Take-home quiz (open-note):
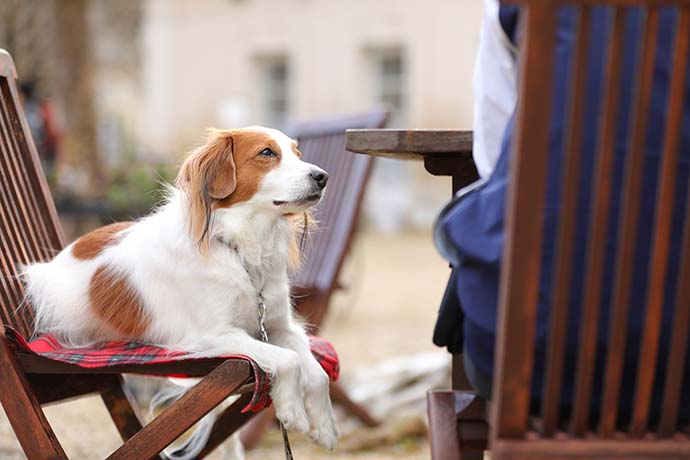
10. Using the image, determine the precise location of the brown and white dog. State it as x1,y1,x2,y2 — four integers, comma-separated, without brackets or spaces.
22,127,338,453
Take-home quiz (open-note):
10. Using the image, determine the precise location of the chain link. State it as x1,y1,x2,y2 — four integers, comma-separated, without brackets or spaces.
236,248,294,460
256,293,294,460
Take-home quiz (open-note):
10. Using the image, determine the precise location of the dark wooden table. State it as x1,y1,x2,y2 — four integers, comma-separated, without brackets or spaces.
345,129,478,389
346,129,477,194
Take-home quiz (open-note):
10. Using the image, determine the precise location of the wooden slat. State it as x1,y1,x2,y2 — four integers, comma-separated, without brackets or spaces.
106,360,250,460
570,8,628,436
0,193,32,330
0,112,32,265
492,438,690,460
0,87,45,265
100,376,165,459
491,4,557,439
27,373,117,405
2,76,64,250
658,10,690,438
0,121,34,335
196,392,256,458
631,8,690,437
658,167,690,437
0,82,57,258
600,8,660,437
541,6,592,436
0,63,65,334
0,334,67,459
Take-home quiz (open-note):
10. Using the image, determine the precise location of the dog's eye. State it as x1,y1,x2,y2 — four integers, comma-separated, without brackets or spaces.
259,148,276,157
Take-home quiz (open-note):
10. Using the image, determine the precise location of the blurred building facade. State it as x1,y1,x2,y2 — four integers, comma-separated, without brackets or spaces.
138,0,481,154
1,0,483,230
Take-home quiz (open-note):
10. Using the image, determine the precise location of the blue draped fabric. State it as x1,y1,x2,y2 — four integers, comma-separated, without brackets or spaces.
440,7,690,426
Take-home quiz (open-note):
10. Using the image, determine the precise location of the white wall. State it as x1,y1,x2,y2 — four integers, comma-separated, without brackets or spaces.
140,0,482,155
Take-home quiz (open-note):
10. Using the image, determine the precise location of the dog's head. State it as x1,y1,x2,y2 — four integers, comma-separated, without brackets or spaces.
176,126,327,250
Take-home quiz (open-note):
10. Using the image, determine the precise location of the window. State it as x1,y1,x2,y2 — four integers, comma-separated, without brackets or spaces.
260,58,290,129
371,50,407,127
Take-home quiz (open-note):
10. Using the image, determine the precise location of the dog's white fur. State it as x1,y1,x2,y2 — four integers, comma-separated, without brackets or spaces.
22,126,338,451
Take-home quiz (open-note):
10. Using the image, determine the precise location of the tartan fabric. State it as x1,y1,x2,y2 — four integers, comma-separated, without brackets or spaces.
5,327,339,413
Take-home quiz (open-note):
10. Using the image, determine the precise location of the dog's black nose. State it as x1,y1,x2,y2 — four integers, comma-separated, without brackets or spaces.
310,169,328,189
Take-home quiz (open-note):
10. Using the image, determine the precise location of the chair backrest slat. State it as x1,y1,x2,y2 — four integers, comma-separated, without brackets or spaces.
3,76,64,249
0,50,64,338
0,83,55,258
659,176,690,435
656,8,690,437
630,7,690,437
0,93,45,262
288,111,387,313
599,8,660,437
491,4,557,439
541,6,593,436
570,7,628,435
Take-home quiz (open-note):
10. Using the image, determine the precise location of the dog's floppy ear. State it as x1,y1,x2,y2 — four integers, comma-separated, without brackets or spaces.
205,134,237,199
176,130,236,251
179,131,236,199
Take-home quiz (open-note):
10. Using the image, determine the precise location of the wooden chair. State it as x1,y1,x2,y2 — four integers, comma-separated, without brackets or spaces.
240,111,388,448
350,1,690,459
0,48,260,460
488,3,690,458
288,111,388,333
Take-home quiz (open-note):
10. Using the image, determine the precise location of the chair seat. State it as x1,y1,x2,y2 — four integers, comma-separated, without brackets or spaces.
4,327,339,413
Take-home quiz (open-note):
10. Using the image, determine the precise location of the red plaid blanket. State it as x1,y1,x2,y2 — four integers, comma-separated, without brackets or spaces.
5,327,339,413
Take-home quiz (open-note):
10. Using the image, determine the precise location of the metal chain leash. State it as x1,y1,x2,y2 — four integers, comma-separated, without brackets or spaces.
257,293,294,460
227,241,294,460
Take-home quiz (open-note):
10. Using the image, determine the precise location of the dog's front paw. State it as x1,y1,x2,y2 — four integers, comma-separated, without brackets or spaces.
302,368,339,450
308,417,339,451
275,399,310,433
269,351,310,433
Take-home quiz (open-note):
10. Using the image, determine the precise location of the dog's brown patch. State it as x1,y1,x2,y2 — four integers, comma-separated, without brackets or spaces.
72,222,134,260
218,129,282,207
89,265,150,338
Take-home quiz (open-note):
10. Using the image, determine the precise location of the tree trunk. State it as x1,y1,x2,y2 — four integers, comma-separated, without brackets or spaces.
54,0,103,194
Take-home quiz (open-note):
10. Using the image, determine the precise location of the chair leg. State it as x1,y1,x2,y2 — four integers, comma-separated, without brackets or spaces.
100,376,152,443
239,406,277,450
106,360,251,460
428,391,461,460
0,335,67,460
197,392,256,458
330,381,380,427
427,390,488,460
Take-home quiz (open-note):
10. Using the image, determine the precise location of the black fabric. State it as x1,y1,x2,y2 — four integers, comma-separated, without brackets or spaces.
498,4,520,46
432,269,464,354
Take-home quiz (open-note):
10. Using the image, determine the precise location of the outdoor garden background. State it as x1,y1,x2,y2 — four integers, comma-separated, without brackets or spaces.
0,1,481,458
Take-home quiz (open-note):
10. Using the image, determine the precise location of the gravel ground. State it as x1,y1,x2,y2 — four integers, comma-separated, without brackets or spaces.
0,230,451,459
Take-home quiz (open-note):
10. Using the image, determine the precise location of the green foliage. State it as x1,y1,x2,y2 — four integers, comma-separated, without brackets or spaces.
105,161,177,215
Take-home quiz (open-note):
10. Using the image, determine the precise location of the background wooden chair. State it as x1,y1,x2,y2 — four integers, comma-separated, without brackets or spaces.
350,1,690,459
240,111,388,448
288,111,388,333
0,48,261,460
